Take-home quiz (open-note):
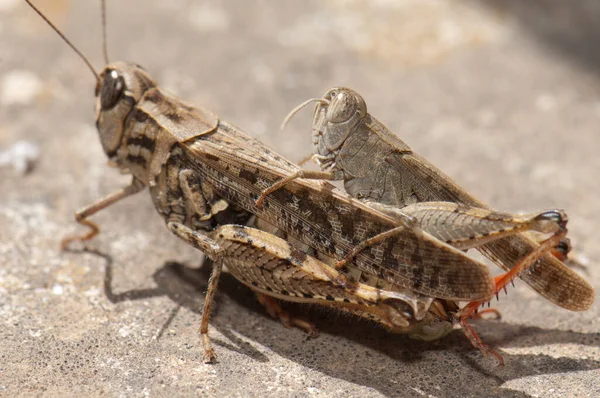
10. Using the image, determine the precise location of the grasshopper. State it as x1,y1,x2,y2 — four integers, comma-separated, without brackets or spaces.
25,1,568,365
263,86,594,314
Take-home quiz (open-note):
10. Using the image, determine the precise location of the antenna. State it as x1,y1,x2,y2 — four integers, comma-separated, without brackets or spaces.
24,0,99,82
280,98,329,130
101,0,110,64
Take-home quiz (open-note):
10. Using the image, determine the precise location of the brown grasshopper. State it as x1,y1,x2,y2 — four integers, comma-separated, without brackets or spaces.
263,86,594,314
25,1,568,365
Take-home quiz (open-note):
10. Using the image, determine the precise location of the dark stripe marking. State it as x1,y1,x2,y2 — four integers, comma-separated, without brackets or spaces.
126,154,147,166
127,134,156,152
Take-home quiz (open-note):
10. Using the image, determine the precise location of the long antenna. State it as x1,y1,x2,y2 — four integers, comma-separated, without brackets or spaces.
280,98,329,130
101,0,110,64
24,0,99,82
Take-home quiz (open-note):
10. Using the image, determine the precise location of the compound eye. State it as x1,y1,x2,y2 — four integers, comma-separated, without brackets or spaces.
327,90,358,123
325,90,337,100
100,70,125,110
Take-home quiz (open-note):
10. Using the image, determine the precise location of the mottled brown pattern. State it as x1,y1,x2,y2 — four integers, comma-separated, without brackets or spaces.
308,87,593,311
211,225,426,331
183,123,495,301
101,78,495,301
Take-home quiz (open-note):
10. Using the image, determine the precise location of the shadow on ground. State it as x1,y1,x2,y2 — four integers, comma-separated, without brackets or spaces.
85,248,600,398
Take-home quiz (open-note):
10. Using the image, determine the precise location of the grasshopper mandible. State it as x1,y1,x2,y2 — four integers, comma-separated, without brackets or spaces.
25,1,568,365
265,86,594,314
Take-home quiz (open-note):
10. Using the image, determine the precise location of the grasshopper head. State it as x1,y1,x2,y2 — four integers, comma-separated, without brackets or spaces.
94,62,156,160
313,87,368,153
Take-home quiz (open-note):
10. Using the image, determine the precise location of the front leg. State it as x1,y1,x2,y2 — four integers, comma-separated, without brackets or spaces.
61,177,145,249
255,169,336,207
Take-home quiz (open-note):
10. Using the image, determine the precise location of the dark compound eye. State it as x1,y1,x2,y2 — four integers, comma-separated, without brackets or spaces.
100,70,125,110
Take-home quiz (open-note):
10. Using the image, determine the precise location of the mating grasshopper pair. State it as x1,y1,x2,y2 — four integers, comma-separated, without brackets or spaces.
25,0,592,365
253,87,593,362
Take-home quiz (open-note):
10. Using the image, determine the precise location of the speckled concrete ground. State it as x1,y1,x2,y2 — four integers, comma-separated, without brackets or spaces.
1,1,599,397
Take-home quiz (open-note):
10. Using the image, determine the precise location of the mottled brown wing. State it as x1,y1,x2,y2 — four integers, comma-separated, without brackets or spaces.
183,121,495,301
387,145,593,310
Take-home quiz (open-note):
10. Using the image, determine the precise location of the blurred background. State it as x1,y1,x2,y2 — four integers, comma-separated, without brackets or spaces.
1,1,599,396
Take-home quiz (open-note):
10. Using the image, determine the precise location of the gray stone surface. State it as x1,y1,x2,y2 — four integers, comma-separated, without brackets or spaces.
1,1,599,396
